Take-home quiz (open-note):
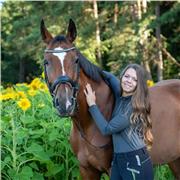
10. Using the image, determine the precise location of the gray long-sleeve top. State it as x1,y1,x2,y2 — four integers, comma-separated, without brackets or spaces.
88,72,145,153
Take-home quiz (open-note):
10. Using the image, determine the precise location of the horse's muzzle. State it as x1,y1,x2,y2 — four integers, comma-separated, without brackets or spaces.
56,107,75,117
53,97,76,117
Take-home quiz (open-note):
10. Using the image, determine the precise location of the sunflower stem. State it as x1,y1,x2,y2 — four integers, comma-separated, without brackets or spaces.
10,114,17,171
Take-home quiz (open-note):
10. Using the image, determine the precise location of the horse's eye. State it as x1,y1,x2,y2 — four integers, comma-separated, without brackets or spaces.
44,59,49,65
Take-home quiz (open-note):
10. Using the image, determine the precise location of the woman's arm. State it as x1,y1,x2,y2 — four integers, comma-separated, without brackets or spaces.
84,83,131,136
89,104,131,135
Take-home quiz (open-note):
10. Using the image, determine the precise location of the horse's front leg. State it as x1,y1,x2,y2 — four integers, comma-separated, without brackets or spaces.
79,165,101,180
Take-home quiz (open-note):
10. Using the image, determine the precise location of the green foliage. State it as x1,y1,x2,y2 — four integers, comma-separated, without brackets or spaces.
150,2,180,28
154,165,175,180
1,84,80,180
149,2,180,81
1,1,179,84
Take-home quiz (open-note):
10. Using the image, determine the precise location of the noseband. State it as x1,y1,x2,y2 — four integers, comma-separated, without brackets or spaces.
44,47,80,116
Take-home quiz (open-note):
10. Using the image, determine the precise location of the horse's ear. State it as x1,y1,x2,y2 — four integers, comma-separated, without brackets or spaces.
40,19,53,44
66,19,77,43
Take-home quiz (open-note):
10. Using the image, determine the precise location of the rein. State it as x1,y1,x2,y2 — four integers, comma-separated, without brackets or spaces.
73,118,112,149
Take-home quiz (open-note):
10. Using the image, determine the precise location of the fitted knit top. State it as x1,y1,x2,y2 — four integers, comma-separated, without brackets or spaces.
88,72,145,153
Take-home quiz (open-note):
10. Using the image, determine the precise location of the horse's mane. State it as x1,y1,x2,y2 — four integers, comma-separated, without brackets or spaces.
77,51,103,83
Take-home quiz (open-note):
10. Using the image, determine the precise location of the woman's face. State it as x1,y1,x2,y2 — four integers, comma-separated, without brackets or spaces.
121,68,137,96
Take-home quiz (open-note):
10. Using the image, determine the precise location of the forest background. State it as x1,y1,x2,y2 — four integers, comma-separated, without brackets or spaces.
1,1,180,85
1,1,180,180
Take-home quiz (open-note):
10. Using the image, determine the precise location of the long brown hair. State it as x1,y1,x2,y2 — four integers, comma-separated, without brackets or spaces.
120,64,152,144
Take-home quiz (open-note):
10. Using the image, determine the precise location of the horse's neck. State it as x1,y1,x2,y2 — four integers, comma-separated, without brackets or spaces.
74,75,114,131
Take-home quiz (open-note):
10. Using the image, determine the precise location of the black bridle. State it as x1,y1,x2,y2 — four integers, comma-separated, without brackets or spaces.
44,47,80,116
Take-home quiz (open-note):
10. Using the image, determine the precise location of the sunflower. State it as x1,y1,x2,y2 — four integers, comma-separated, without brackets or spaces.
28,89,37,96
29,78,41,90
5,87,14,93
147,80,154,87
17,91,26,98
0,92,17,101
39,83,48,91
17,98,31,111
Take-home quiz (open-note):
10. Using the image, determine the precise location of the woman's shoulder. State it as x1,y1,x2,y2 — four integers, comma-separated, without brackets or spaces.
113,96,133,115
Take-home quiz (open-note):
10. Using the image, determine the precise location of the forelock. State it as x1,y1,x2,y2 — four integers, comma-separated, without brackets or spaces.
52,35,66,45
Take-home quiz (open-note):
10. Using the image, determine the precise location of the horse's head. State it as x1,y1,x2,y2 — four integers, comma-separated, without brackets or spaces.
40,19,80,117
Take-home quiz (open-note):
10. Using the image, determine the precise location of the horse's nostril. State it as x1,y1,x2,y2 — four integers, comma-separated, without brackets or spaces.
55,98,59,106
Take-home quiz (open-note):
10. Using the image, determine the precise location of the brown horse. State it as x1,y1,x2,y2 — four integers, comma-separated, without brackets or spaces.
40,19,180,179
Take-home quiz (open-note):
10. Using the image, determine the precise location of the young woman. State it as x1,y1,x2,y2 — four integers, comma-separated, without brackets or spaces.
84,64,153,180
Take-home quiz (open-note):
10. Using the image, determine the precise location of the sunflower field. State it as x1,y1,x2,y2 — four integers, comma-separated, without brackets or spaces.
1,77,174,180
1,77,80,180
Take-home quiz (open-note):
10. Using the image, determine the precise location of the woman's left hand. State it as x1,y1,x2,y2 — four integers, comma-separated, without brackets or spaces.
84,83,96,107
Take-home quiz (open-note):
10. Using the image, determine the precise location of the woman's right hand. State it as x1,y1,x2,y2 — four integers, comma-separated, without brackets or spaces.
84,83,96,107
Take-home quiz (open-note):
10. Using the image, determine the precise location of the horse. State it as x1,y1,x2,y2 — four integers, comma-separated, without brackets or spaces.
40,19,180,179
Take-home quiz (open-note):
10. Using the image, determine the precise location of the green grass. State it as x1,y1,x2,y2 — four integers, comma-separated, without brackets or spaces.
154,165,175,180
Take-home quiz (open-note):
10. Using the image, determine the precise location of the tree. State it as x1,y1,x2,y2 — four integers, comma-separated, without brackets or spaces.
155,2,163,81
93,0,102,67
1,1,179,84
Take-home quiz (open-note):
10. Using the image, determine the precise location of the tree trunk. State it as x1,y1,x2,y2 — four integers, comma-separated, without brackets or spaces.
131,2,137,21
18,4,26,83
137,0,152,79
93,0,102,67
19,59,25,83
162,48,180,67
155,2,163,81
114,1,119,25
142,0,147,13
143,60,152,80
137,0,142,20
